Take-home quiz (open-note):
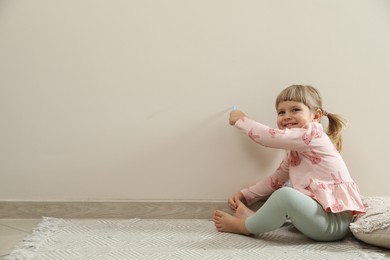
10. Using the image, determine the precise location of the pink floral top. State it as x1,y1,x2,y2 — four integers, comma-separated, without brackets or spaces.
236,117,366,215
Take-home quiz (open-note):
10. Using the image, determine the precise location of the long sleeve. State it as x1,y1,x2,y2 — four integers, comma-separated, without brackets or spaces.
241,154,290,205
235,116,328,152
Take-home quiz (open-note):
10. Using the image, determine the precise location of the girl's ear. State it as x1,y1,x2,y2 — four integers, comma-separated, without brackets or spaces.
312,108,323,122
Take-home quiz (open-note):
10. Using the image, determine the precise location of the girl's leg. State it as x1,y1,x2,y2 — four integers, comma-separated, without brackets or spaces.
245,187,352,241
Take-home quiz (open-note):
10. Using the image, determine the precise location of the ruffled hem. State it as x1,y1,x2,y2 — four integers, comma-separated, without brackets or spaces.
308,179,366,215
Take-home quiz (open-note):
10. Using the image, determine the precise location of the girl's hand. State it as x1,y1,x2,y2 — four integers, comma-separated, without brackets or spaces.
228,191,246,212
229,110,246,125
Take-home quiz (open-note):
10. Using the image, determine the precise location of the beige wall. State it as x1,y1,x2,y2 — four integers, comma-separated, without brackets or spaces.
1,0,389,201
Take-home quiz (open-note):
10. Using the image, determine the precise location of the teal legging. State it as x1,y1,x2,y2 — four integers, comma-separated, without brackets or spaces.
245,187,353,242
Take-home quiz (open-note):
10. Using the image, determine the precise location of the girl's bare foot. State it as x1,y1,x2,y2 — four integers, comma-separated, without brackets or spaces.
213,210,251,235
234,200,255,219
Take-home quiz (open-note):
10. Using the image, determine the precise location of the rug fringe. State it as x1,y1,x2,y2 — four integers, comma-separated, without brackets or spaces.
6,217,62,260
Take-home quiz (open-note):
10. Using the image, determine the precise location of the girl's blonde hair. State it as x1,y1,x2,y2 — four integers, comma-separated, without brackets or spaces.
275,85,347,152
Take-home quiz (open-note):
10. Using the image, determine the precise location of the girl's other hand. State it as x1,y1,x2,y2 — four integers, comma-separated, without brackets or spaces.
229,110,246,125
228,191,246,212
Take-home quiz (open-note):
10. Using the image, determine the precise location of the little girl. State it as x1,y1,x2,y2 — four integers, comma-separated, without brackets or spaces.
214,85,366,241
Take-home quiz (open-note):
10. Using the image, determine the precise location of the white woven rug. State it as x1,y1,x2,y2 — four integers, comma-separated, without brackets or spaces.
7,217,387,260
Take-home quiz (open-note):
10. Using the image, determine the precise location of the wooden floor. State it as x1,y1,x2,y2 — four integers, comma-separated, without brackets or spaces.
0,219,41,259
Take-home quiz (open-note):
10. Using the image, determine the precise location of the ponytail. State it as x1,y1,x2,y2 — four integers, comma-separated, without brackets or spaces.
325,112,347,152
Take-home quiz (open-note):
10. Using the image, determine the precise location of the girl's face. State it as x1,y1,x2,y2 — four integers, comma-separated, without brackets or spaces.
276,101,320,130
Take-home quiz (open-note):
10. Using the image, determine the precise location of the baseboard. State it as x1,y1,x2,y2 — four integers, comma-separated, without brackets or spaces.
0,200,231,219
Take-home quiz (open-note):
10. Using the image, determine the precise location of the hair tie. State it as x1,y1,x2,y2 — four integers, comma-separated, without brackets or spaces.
322,110,329,117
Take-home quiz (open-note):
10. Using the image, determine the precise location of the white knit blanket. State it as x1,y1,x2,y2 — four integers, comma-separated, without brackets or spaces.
7,217,387,260
350,196,390,233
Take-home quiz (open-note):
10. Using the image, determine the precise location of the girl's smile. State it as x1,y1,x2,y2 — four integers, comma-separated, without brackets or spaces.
276,101,315,130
